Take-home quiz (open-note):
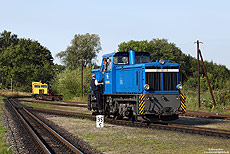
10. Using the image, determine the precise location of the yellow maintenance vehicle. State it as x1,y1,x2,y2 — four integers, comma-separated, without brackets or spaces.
32,81,62,101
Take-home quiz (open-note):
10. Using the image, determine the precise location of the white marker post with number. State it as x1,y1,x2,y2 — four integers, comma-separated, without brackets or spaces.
96,115,104,128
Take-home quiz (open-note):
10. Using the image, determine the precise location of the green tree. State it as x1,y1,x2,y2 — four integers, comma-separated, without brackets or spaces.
0,30,19,87
56,33,101,69
0,37,54,91
0,30,18,53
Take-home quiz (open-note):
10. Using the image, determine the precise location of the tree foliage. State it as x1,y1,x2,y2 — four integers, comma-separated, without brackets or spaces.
56,33,101,69
51,67,92,99
0,30,54,91
0,30,18,53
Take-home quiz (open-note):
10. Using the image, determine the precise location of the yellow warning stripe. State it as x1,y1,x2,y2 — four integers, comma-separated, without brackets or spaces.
139,104,145,111
139,101,144,106
140,100,145,104
139,106,145,114
140,100,144,104
181,95,184,100
142,95,145,100
180,93,186,113
181,105,186,110
181,102,186,108
139,95,145,115
139,102,144,107
139,95,144,100
180,105,185,110
181,101,186,107
139,102,145,109
181,95,185,99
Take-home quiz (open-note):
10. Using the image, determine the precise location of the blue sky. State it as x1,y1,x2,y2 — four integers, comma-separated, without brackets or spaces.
1,0,230,68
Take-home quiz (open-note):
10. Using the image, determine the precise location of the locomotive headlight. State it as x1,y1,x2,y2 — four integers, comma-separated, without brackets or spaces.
159,59,165,65
144,84,150,90
176,84,183,90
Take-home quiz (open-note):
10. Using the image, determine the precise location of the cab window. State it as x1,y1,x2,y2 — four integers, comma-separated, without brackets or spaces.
135,52,150,64
41,85,47,88
34,85,40,88
113,53,129,65
106,57,112,71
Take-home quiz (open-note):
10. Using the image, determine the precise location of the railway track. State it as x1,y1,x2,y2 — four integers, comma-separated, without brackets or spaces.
183,110,230,120
18,98,230,120
5,98,84,154
22,103,230,139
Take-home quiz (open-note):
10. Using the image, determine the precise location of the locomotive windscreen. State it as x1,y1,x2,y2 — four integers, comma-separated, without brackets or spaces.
135,52,151,64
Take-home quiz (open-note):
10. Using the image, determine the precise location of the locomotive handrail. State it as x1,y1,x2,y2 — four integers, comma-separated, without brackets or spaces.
137,71,140,91
141,71,143,92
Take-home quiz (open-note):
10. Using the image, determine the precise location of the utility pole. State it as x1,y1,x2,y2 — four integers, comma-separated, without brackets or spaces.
81,59,83,99
195,40,216,108
198,49,216,107
195,40,202,108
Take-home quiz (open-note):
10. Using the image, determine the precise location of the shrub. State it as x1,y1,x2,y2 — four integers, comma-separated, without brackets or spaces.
51,67,91,99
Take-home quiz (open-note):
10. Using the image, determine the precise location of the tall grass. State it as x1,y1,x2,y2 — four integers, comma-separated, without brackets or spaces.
182,89,230,113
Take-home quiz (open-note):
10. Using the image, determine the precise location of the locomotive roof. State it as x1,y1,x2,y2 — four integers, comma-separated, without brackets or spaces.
114,62,179,69
102,51,150,58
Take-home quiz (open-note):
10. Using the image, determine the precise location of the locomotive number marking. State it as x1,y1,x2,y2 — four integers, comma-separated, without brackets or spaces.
145,69,179,72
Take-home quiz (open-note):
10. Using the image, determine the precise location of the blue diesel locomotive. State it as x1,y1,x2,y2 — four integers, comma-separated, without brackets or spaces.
88,50,186,121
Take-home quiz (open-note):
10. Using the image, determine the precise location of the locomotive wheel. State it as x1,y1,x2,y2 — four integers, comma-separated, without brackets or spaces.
115,114,123,120
104,111,110,118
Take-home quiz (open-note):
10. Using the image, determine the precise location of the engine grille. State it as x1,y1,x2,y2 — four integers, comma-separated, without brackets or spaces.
163,72,178,90
146,72,161,91
145,66,178,91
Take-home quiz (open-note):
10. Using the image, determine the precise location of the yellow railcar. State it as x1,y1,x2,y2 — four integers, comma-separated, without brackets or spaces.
32,82,48,95
31,81,62,101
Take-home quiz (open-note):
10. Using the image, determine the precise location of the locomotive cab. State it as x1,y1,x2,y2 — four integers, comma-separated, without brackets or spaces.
88,50,186,121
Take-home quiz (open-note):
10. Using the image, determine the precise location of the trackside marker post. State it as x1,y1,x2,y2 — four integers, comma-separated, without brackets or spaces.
96,115,104,128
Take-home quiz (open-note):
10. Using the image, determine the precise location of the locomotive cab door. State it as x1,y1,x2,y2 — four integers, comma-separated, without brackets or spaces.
103,56,113,94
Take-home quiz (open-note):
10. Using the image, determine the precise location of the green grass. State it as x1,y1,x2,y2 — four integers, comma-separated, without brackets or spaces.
0,95,6,99
62,95,88,103
0,90,30,99
0,101,13,154
21,102,53,109
21,101,90,114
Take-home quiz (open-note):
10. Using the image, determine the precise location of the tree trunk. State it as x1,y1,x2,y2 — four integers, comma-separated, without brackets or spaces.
11,77,13,92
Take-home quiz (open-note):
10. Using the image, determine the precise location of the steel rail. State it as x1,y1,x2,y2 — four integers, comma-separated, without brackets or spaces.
8,99,84,154
19,98,230,120
6,99,51,154
182,110,230,120
28,107,230,139
23,107,83,154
